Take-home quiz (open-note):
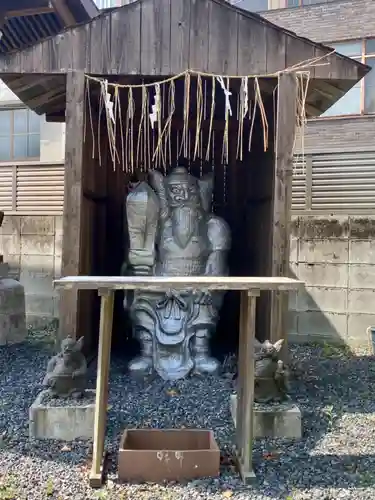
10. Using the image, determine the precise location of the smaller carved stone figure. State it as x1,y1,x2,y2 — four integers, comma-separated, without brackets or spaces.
43,336,87,398
254,339,289,403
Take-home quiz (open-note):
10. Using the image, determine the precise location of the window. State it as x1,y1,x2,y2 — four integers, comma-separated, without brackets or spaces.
231,0,337,11
94,0,129,7
322,39,375,117
0,108,41,161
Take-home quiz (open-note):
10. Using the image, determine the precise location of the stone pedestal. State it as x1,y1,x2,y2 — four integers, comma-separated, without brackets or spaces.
230,394,302,439
29,390,95,441
0,262,27,345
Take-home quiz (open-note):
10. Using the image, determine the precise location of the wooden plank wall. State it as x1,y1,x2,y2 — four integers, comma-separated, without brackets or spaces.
269,73,298,350
0,0,360,82
59,71,108,346
59,71,86,343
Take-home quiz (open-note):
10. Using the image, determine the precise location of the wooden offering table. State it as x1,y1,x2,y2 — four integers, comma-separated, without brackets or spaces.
54,276,303,487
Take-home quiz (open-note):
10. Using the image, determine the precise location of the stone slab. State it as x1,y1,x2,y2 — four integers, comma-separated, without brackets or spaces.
230,394,302,439
0,278,26,345
29,390,95,441
0,263,9,278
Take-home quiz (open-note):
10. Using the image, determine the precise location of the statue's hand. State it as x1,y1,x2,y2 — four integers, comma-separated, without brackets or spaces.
120,262,128,276
193,289,212,305
132,265,153,277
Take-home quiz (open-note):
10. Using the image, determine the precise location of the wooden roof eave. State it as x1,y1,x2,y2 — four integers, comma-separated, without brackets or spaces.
0,0,368,116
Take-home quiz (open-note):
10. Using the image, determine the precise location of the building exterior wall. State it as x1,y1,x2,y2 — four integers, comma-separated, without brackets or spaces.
0,80,65,327
297,116,375,154
262,0,375,156
262,0,375,44
260,0,375,346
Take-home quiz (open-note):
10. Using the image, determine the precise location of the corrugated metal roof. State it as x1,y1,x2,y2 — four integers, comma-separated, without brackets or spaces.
0,13,64,54
0,1,99,54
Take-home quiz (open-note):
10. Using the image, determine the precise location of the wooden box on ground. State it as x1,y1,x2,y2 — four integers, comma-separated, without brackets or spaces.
118,429,220,483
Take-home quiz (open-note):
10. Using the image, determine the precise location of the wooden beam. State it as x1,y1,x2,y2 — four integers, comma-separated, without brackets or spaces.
46,111,65,122
59,71,86,341
4,7,54,17
79,0,99,19
269,72,298,351
2,0,49,10
50,0,76,27
7,76,61,94
25,86,66,109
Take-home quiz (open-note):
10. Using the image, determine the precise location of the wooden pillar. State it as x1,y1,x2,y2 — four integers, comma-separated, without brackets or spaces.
269,72,297,347
90,289,114,487
236,289,258,483
59,71,86,341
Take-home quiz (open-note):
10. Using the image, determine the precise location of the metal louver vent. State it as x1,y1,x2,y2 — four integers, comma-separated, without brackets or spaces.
16,165,64,213
311,151,375,211
292,151,375,213
0,163,64,214
292,157,306,210
0,167,13,211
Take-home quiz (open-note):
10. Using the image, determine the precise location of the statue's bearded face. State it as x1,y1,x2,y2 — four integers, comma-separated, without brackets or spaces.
166,178,202,248
167,180,201,209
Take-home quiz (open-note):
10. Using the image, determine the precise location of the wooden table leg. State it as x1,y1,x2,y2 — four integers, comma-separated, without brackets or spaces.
89,289,114,488
236,289,259,483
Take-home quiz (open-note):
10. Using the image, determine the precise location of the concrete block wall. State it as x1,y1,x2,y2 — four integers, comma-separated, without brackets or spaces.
0,215,62,328
289,215,375,347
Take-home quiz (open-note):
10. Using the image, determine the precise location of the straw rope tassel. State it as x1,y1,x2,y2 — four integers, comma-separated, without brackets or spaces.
84,61,312,172
205,76,216,163
194,74,203,161
85,78,96,160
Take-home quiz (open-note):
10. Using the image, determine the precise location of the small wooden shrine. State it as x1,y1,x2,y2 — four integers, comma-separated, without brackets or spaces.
0,0,367,353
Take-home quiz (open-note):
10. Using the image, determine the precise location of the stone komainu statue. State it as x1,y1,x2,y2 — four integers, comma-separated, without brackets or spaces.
43,336,87,398
253,339,290,403
123,166,231,380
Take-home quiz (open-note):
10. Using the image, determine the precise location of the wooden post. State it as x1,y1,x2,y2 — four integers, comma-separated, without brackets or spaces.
90,289,114,488
236,289,258,483
59,71,86,341
269,72,298,348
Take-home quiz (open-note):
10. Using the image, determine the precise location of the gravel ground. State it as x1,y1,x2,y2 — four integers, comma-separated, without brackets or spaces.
1,333,375,499
42,391,96,407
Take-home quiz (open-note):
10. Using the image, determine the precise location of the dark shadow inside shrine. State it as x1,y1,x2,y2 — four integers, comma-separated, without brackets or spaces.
80,75,278,364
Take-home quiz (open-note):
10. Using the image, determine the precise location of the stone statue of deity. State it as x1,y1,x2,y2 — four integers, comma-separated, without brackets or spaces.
254,339,290,403
123,166,231,380
43,336,87,398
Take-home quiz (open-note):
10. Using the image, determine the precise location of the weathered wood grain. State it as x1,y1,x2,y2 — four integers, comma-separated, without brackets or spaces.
266,28,287,74
237,13,267,76
208,0,238,75
90,13,112,74
286,35,315,78
189,0,210,72
110,2,141,75
269,72,298,345
89,289,114,488
59,71,86,341
71,23,91,72
170,0,191,74
54,275,304,291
